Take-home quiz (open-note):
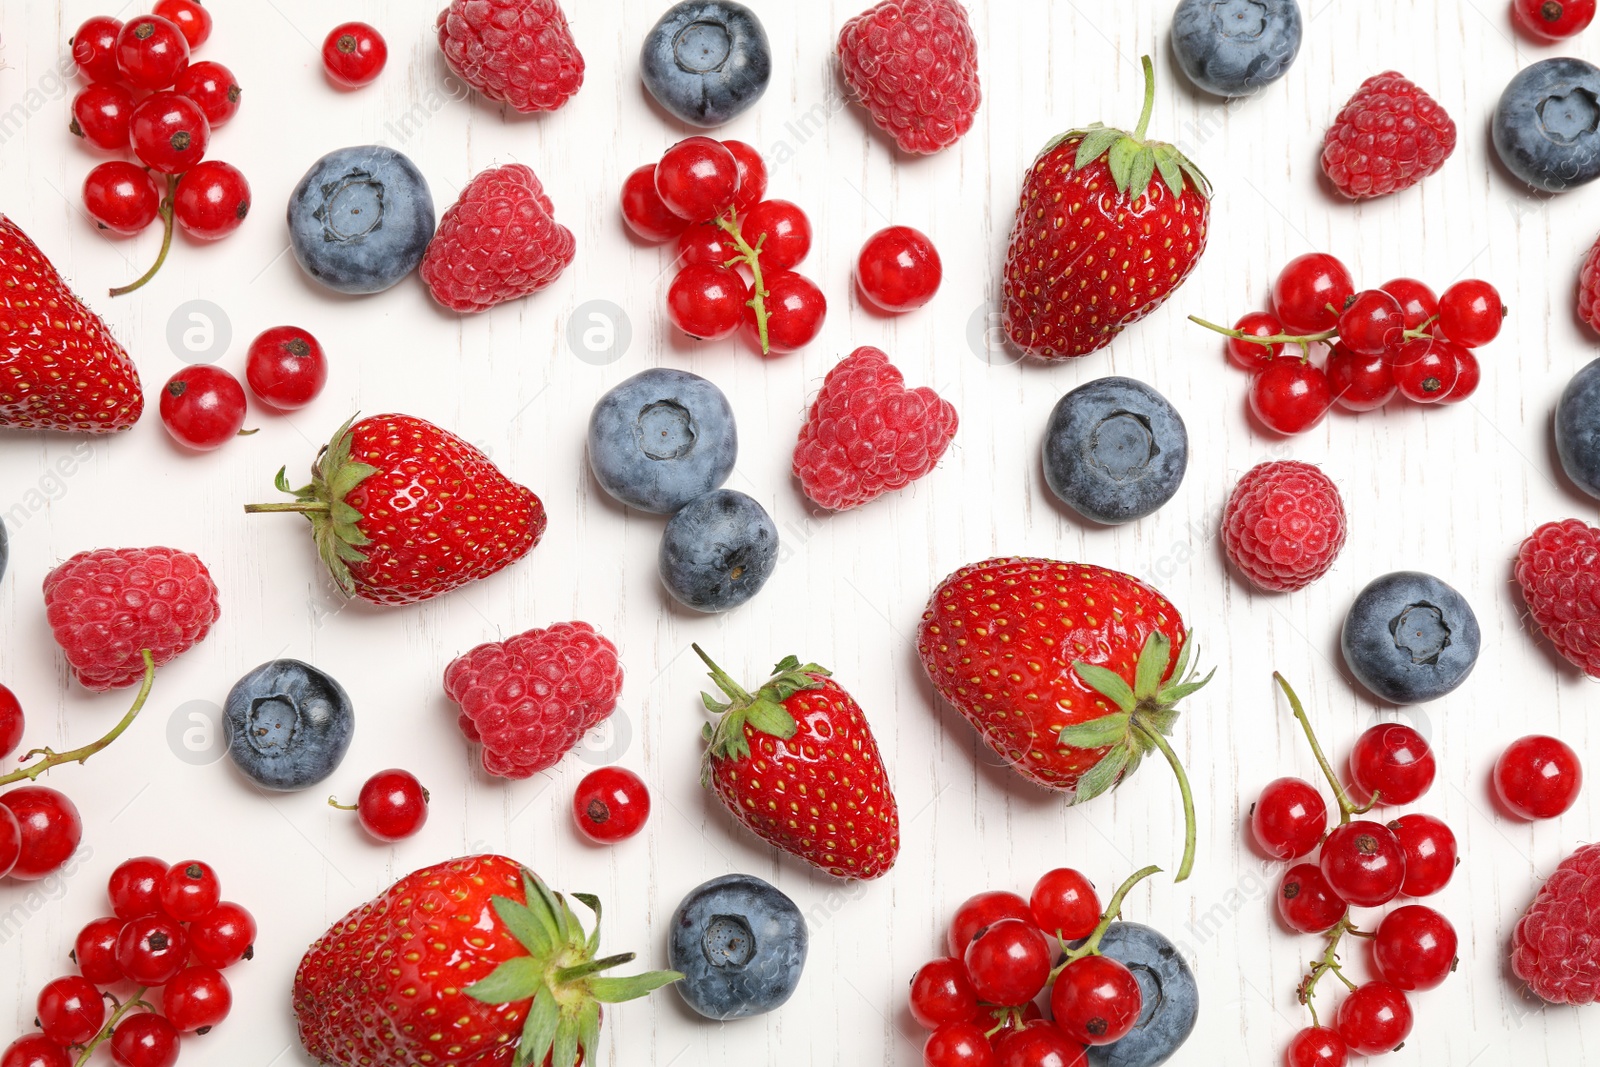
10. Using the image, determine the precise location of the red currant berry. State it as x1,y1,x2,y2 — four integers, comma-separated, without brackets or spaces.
923,1022,997,1067
1277,863,1347,934
656,137,739,222
909,957,980,1030
1380,277,1439,329
1049,955,1142,1046
1348,722,1435,806
947,890,1033,957
963,918,1051,1006
620,164,689,243
116,914,189,986
856,225,942,313
1392,340,1460,403
109,1013,179,1067
188,902,256,968
988,1002,1045,1043
1388,813,1457,897
0,787,81,881
1437,279,1505,348
722,140,767,213
1250,359,1332,435
677,221,737,267
1334,981,1412,1055
1336,290,1405,356
749,270,826,353
1227,311,1283,370
1326,342,1396,412
174,160,251,240
72,16,124,82
159,860,221,921
1320,820,1406,907
74,916,126,985
1273,253,1354,333
351,769,431,842
0,683,24,759
668,264,749,340
1285,1025,1347,1067
1,1035,72,1067
71,83,136,151
1251,777,1328,860
153,0,212,49
741,200,813,271
572,767,649,844
1029,868,1101,941
245,326,328,411
130,91,210,175
1494,734,1583,819
992,1020,1088,1067
161,966,231,1033
0,807,18,880
174,61,242,128
115,16,190,92
1372,904,1457,991
1514,0,1596,40
108,857,169,920
159,365,248,451
323,22,388,88
36,976,105,1047
1439,346,1481,404
83,162,163,237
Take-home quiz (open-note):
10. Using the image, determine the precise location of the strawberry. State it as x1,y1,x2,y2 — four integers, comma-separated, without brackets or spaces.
695,646,900,880
0,215,143,432
1002,57,1210,360
293,854,679,1067
245,414,547,606
915,557,1211,880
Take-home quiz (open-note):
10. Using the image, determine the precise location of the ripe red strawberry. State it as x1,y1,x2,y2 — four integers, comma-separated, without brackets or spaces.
0,216,143,432
695,647,900,880
1321,72,1456,200
916,557,1211,880
1513,842,1600,1003
1515,518,1600,678
1222,461,1348,593
1002,57,1210,361
437,0,584,113
836,0,982,155
293,855,679,1067
421,164,576,314
245,414,547,606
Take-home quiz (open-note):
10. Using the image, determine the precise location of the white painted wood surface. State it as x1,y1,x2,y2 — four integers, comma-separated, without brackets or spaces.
2,0,1599,1062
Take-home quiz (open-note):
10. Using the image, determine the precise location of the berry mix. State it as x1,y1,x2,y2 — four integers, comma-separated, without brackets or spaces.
4,1,1600,1066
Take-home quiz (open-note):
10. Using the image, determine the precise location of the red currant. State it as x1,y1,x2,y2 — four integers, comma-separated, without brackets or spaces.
71,83,136,151
1273,253,1354,333
159,365,248,451
108,857,169,920
72,16,124,82
1494,734,1583,819
74,916,126,985
1437,279,1505,347
1320,820,1405,907
1392,340,1460,403
1440,346,1481,404
1251,777,1328,860
948,891,1033,957
1326,343,1396,412
245,326,327,410
174,61,242,128
656,137,739,222
1029,868,1100,941
188,902,256,968
0,787,81,881
989,1002,1044,1042
109,1013,179,1067
159,860,221,921
722,140,767,213
741,200,813,270
0,1035,72,1067
83,163,164,237
677,221,737,267
1334,981,1411,1055
668,264,749,340
572,767,649,844
115,16,191,92
1336,289,1405,356
161,966,231,1033
1514,0,1596,40
856,225,942,313
1381,277,1439,328
1250,359,1332,435
0,807,18,880
964,918,1051,1006
130,91,210,175
1049,955,1142,1046
1372,905,1457,991
36,976,105,1046
116,914,189,986
620,164,689,243
1388,813,1457,897
923,1022,997,1067
992,1020,1088,1067
1285,1025,1347,1067
174,160,251,240
153,0,212,49
1348,722,1435,805
909,957,980,1030
0,683,24,758
748,270,826,353
1277,863,1346,934
323,22,388,88
351,769,430,842
1227,311,1283,370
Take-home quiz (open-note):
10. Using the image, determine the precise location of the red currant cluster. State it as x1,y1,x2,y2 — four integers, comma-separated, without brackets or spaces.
2,857,255,1067
68,2,249,295
1194,252,1503,435
1253,677,1460,1065
911,866,1161,1067
621,137,826,354
159,325,328,451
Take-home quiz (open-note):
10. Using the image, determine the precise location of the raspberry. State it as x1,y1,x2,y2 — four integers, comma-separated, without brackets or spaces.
792,346,959,511
1580,234,1600,335
1515,519,1600,678
443,621,621,779
1514,842,1600,1003
837,0,981,155
43,547,220,691
1221,461,1347,593
436,0,583,113
420,164,576,313
1321,72,1456,199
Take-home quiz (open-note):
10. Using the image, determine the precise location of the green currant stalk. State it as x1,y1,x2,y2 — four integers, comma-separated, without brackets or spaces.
0,651,155,786
1273,673,1377,824
714,208,770,354
73,987,152,1067
1188,314,1441,363
1049,865,1161,979
111,175,178,297
1296,916,1371,1026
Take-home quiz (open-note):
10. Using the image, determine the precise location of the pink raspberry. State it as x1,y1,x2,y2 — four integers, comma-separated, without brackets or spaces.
792,346,959,511
443,621,621,779
1321,72,1456,199
436,0,584,114
43,547,220,691
1515,518,1600,678
1221,461,1347,593
837,0,981,155
1514,842,1600,1004
1580,234,1600,335
420,164,576,313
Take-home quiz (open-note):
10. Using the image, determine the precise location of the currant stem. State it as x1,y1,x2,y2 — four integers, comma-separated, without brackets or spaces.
1131,719,1196,882
1272,673,1366,824
328,797,357,811
110,175,177,297
1299,916,1359,1026
715,209,770,354
1132,56,1156,141
1,652,155,786
1053,865,1161,977
73,987,149,1067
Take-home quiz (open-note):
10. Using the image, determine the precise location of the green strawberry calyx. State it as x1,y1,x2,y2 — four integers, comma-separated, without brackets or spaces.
693,644,828,787
1061,631,1214,883
242,415,378,598
465,868,682,1067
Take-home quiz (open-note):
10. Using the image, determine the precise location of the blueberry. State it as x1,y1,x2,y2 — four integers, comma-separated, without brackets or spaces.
589,368,738,514
659,489,777,612
1556,357,1600,499
1085,923,1198,1067
1042,377,1189,525
287,145,436,295
224,660,355,790
641,2,772,127
1341,572,1481,705
0,520,8,584
1171,0,1302,98
1493,58,1600,192
668,874,807,1020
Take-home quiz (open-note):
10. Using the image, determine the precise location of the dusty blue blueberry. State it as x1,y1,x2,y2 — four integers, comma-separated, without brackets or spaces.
669,874,807,1020
0,520,8,584
1043,377,1188,525
659,489,777,612
1556,357,1600,499
641,2,772,127
1493,58,1600,192
287,145,435,295
1087,923,1199,1067
589,368,738,514
224,660,354,790
1171,0,1302,98
1341,572,1480,705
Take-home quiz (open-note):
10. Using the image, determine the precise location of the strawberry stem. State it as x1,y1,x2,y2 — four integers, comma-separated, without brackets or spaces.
715,209,770,354
1133,55,1156,141
1131,721,1196,881
1273,673,1375,824
691,643,754,704
0,651,155,786
242,501,332,515
110,174,177,297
